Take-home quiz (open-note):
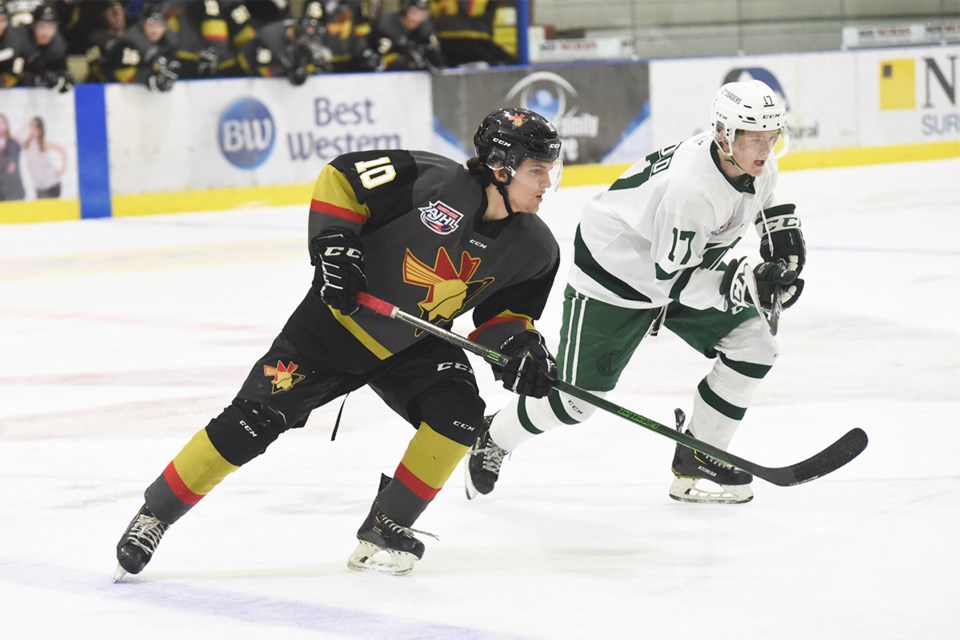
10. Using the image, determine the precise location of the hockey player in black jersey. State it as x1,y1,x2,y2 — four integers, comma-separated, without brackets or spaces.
115,108,563,578
17,3,73,92
90,4,180,92
0,4,27,88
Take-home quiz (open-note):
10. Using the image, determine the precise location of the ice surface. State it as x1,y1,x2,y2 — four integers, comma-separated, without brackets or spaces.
1,158,958,639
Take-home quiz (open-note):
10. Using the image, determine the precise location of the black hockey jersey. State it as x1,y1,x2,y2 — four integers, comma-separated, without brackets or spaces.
284,149,560,370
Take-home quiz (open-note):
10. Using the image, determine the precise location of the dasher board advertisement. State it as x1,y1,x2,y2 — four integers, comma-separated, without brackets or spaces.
0,88,78,203
106,72,433,194
650,52,858,152
433,62,651,165
650,46,960,152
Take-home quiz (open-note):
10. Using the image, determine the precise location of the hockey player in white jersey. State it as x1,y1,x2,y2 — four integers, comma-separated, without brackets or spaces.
466,79,805,504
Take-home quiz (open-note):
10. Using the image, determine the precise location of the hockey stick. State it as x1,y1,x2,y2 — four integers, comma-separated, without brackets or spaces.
767,285,783,336
356,292,868,487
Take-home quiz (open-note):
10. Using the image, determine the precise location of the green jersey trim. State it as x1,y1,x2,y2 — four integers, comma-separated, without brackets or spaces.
574,226,652,303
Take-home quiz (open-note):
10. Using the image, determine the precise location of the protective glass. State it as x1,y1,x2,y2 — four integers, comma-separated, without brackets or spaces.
736,129,789,159
508,158,564,193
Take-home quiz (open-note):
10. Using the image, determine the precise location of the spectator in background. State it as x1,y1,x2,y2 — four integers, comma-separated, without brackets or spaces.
369,0,444,71
0,112,26,201
21,115,66,198
236,1,332,86
18,2,74,92
92,2,180,92
428,0,515,67
0,3,28,88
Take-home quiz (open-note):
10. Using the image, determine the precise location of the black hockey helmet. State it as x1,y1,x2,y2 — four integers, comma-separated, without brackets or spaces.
32,3,59,24
401,0,428,12
474,108,561,174
140,2,167,23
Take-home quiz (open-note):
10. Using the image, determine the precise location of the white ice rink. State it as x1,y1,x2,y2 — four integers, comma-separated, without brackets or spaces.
2,157,958,639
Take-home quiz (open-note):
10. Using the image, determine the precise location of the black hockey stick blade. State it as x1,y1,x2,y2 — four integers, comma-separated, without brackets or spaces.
551,378,868,486
733,426,869,487
356,292,869,487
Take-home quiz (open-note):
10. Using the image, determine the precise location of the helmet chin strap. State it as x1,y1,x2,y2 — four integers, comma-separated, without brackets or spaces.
493,170,517,216
718,134,748,175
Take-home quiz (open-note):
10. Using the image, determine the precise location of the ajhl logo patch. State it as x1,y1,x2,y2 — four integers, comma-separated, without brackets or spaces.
419,200,463,235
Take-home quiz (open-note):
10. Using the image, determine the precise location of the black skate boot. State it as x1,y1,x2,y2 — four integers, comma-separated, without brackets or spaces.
114,505,170,582
669,432,754,504
464,416,509,500
346,475,436,576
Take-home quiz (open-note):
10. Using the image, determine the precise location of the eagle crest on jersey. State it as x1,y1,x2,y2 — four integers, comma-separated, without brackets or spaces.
403,248,494,322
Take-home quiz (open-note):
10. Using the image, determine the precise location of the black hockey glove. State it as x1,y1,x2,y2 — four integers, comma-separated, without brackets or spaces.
287,64,309,86
147,57,180,92
721,257,803,312
310,229,366,315
39,70,74,93
358,48,382,71
496,331,557,398
281,43,311,85
755,203,805,274
303,40,333,72
196,48,219,77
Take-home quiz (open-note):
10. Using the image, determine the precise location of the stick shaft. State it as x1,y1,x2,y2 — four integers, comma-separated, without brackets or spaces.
355,292,867,486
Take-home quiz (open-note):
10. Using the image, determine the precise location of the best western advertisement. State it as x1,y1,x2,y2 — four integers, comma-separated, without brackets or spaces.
106,72,433,194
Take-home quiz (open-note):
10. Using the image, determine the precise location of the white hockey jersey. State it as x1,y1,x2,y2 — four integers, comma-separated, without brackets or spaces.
568,131,778,311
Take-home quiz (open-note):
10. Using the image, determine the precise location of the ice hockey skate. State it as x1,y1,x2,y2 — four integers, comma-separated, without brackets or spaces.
669,436,754,504
465,416,509,500
114,504,170,582
347,504,434,576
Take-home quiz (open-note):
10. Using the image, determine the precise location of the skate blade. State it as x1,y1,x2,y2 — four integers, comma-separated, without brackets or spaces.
113,564,129,583
463,461,480,501
346,541,417,576
668,477,754,504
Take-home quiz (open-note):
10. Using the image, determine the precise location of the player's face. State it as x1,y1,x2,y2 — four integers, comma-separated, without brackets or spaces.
506,158,561,213
106,5,125,30
401,6,427,30
143,18,165,42
730,129,781,177
34,21,57,46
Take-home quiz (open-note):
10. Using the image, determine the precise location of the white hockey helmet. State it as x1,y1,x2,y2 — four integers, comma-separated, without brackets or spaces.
711,80,786,145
